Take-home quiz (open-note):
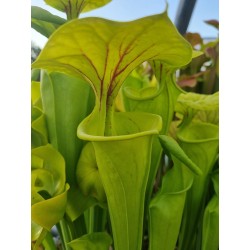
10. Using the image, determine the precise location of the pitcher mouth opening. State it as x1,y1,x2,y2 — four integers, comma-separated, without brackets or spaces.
77,111,162,142
177,122,219,143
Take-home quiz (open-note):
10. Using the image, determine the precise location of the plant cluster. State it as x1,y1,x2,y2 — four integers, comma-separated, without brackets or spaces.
31,1,219,250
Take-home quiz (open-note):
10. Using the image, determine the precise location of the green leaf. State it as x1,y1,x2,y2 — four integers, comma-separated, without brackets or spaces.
120,61,185,208
31,81,42,108
76,142,106,202
122,73,162,101
201,171,219,250
32,228,48,250
31,6,66,38
158,135,202,176
176,121,219,250
31,168,54,196
31,144,66,195
149,155,194,250
31,68,41,81
171,92,219,250
32,184,69,230
201,195,219,250
32,6,66,24
81,0,112,13
122,61,184,133
31,80,48,148
176,92,219,112
31,219,43,241
175,91,219,126
93,136,153,250
44,0,112,19
32,12,192,99
42,232,57,250
68,232,112,250
65,185,98,221
31,144,69,241
211,170,219,196
40,71,94,185
32,12,192,135
82,112,162,250
31,106,48,148
36,71,95,222
78,112,162,141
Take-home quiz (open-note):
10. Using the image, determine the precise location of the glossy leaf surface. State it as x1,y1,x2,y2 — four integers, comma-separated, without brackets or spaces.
33,13,192,99
93,136,153,250
40,71,94,185
80,112,162,250
32,12,192,135
68,232,112,250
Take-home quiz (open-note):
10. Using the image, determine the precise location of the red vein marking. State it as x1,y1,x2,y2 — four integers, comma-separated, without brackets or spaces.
104,21,155,95
80,49,101,81
108,37,140,95
114,26,151,78
159,63,163,83
75,0,82,14
59,0,67,13
68,0,72,18
118,22,153,59
99,47,109,108
109,44,157,95
118,38,134,59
